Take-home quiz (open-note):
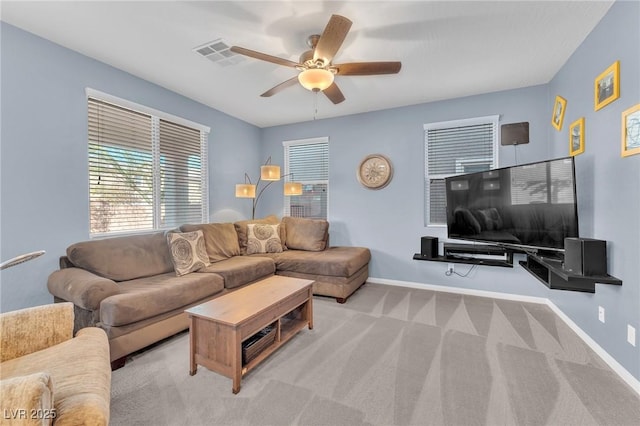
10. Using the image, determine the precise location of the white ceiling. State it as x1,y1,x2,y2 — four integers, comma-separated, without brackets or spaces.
1,1,613,128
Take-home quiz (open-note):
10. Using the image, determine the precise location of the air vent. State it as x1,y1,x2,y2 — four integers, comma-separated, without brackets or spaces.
193,39,244,67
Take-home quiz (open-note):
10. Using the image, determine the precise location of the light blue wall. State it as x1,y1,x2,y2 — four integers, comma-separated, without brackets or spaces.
260,1,639,380
0,23,261,311
1,1,637,382
261,86,550,297
547,1,640,382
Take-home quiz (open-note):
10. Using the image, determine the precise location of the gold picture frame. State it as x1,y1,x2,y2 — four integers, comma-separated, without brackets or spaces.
569,117,585,156
551,95,567,131
621,103,640,157
594,60,620,111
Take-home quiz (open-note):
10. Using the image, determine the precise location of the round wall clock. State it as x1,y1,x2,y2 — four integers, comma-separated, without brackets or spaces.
357,154,393,189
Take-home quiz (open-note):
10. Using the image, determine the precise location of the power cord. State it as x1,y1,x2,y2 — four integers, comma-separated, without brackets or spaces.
445,264,478,277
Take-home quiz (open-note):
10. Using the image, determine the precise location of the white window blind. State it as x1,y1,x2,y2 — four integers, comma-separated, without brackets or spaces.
283,137,329,219
424,116,499,225
88,94,209,236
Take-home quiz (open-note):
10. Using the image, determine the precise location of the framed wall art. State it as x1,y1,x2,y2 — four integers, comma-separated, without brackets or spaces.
594,60,620,111
551,95,567,131
621,103,640,157
569,117,585,156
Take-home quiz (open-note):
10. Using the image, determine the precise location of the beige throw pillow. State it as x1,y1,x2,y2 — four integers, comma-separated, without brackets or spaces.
167,230,210,276
246,224,283,254
234,215,285,253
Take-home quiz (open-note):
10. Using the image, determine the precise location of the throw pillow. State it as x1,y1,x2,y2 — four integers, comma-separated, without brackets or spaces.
234,215,285,253
167,230,210,276
281,216,329,251
246,224,283,254
181,222,241,263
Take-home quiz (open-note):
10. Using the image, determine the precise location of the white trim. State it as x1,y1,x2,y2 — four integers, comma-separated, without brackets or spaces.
85,88,211,134
367,277,548,304
545,300,640,396
423,114,500,131
368,276,640,396
282,136,328,147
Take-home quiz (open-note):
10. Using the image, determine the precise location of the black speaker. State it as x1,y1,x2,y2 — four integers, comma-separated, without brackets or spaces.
564,237,607,276
421,236,439,259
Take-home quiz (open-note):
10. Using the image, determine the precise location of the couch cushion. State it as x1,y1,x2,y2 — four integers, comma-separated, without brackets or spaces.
234,215,283,254
271,246,370,277
100,272,224,327
180,222,241,262
282,217,329,251
247,223,283,254
198,256,275,289
167,230,210,276
67,232,174,281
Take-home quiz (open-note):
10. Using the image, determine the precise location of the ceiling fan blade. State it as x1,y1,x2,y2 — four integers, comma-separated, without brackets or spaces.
230,46,300,68
260,77,299,97
322,82,345,104
334,62,402,75
313,15,352,65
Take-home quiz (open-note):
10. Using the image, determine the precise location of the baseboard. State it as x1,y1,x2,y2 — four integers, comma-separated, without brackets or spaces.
545,300,640,396
367,277,640,396
367,277,548,305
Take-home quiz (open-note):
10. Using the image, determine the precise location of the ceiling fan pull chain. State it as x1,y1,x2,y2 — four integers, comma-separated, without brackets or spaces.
313,91,319,120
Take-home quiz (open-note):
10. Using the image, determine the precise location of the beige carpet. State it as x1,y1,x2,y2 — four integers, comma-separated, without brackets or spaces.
110,283,640,425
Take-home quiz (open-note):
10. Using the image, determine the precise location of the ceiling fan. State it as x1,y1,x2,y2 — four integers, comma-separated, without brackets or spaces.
230,14,402,104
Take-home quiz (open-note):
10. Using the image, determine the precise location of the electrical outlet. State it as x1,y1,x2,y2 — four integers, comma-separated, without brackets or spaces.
598,306,605,323
628,325,636,347
447,263,455,274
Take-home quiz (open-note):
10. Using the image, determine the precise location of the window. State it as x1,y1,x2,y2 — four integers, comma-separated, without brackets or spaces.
283,137,329,219
424,115,499,225
87,89,209,236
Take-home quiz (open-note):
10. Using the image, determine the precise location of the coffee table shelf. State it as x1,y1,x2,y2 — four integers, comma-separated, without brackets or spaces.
242,313,308,374
186,276,314,394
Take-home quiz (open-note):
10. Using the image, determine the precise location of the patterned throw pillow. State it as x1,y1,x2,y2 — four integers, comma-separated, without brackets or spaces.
246,224,283,254
167,230,210,276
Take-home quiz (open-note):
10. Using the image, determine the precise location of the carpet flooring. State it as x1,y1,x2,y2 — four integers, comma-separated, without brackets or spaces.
110,283,640,425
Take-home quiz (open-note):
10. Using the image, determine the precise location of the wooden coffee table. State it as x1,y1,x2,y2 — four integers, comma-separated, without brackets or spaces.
185,275,314,394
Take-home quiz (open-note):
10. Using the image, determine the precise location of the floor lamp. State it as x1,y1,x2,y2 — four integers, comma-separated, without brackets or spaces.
236,157,302,219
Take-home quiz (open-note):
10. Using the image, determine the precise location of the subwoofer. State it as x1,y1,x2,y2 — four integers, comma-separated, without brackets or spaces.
421,236,439,259
564,237,607,276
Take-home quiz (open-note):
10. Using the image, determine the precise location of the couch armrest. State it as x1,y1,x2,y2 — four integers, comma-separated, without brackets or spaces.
0,303,74,363
0,373,54,424
47,268,120,311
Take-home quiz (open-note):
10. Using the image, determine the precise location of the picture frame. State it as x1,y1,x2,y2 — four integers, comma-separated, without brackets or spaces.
551,95,567,131
621,103,640,157
569,117,585,156
594,60,620,111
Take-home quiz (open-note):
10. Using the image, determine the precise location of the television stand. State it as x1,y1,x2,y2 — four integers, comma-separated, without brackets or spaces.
413,243,514,268
519,253,622,293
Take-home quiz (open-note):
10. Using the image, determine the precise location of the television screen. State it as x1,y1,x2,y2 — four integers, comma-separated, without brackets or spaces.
445,157,579,251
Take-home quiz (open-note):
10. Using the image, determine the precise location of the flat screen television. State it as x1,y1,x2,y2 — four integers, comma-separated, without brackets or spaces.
445,156,579,252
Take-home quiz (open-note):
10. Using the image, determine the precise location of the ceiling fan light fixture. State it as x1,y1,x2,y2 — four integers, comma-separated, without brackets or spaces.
298,68,334,91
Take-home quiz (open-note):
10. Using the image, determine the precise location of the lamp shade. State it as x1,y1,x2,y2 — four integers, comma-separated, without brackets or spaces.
298,69,334,91
235,184,256,198
260,164,281,181
284,182,303,196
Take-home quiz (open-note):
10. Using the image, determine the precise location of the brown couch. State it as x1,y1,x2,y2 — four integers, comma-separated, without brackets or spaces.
47,216,370,364
0,303,111,425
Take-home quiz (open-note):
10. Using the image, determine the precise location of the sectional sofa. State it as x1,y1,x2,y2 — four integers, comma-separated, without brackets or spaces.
47,216,370,364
